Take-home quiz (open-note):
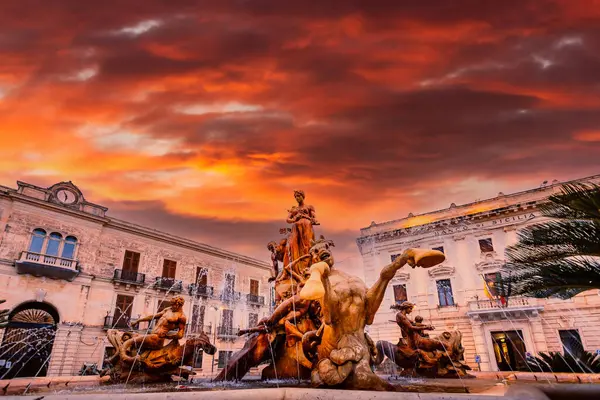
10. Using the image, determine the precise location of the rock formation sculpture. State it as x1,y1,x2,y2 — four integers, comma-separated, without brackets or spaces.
102,296,216,383
373,302,471,378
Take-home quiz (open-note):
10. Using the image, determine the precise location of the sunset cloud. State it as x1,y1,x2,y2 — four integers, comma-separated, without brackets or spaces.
1,0,599,274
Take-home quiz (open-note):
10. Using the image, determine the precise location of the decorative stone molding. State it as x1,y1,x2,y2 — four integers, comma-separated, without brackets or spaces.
427,264,455,278
391,272,411,283
474,258,505,273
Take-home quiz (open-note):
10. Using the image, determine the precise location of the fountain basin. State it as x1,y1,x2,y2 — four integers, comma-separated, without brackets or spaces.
6,385,600,400
2,375,600,399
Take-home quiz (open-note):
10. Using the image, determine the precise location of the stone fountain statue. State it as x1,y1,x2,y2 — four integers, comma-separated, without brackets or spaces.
215,190,461,391
373,302,471,378
102,296,216,383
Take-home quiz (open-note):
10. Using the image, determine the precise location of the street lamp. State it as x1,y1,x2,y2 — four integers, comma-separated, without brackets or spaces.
211,305,222,374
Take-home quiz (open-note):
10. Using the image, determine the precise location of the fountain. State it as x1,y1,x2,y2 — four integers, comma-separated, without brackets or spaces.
2,193,600,399
214,190,450,391
102,296,216,383
373,302,471,378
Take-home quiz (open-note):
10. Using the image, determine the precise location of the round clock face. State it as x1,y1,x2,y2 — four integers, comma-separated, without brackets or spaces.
56,189,77,204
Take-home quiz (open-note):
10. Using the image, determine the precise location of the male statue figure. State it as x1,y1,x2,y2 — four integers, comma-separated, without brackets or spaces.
119,296,187,364
299,239,444,391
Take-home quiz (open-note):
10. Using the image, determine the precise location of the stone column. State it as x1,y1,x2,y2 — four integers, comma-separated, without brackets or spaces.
47,325,83,376
471,319,492,371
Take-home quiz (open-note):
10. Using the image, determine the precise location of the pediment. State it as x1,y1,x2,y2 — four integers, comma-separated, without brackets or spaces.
475,258,505,273
391,272,411,283
427,264,455,278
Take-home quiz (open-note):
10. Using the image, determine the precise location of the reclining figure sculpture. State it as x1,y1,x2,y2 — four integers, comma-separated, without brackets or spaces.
102,296,216,383
373,302,472,378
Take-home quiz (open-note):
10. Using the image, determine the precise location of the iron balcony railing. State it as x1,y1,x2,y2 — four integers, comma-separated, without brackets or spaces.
216,325,239,339
246,293,265,306
113,269,146,285
154,277,183,292
103,315,130,330
219,290,242,303
189,323,213,335
188,283,214,298
19,251,78,271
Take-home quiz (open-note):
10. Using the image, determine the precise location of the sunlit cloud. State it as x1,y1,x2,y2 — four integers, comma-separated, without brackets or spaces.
532,55,554,69
60,67,98,82
114,19,163,37
554,36,583,49
174,102,263,115
77,125,182,156
573,130,600,142
0,0,598,266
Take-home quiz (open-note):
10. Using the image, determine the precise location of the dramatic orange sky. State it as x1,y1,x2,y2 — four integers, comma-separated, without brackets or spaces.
1,1,600,274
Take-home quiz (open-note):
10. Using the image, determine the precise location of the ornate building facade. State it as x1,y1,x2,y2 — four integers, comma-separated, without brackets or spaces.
357,174,600,372
0,180,271,378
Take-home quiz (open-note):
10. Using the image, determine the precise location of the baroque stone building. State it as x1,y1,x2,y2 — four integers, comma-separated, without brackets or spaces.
358,174,600,372
0,180,271,378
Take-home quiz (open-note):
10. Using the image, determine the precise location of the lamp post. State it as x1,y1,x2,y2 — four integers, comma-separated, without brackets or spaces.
211,305,220,374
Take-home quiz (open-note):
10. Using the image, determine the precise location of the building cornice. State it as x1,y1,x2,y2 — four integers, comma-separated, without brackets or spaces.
356,203,540,252
359,173,600,235
0,186,270,271
105,218,270,270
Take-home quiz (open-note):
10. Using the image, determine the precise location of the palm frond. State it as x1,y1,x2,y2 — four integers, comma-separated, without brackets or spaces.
507,220,600,258
539,183,600,220
503,182,600,299
503,257,600,299
525,351,600,373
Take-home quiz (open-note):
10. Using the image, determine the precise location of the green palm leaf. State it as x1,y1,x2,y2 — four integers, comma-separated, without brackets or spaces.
503,182,600,299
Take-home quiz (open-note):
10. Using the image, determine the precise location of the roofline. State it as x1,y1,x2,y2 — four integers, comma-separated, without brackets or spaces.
360,173,600,232
0,186,270,271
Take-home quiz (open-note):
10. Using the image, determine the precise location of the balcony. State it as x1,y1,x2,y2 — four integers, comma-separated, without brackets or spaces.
113,269,145,286
246,293,265,306
216,325,239,341
15,251,80,281
188,284,214,298
103,315,131,330
219,290,242,304
154,277,183,292
466,296,544,322
189,323,212,335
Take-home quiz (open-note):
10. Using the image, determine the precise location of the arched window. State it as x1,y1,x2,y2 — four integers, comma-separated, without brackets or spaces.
45,232,62,257
61,236,77,259
28,229,46,253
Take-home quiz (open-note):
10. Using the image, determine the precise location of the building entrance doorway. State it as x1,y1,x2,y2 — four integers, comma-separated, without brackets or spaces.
0,302,59,378
491,330,527,371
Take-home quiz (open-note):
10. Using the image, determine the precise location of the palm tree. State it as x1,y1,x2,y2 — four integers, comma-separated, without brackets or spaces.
525,351,600,373
502,182,600,299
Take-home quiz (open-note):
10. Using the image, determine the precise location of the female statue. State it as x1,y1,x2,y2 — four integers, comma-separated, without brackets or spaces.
285,190,319,275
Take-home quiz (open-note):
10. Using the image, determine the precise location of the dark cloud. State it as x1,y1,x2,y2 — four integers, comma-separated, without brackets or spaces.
1,0,600,267
104,200,362,271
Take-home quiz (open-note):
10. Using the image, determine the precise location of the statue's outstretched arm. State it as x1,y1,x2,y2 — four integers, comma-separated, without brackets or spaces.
132,310,166,326
365,253,411,325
